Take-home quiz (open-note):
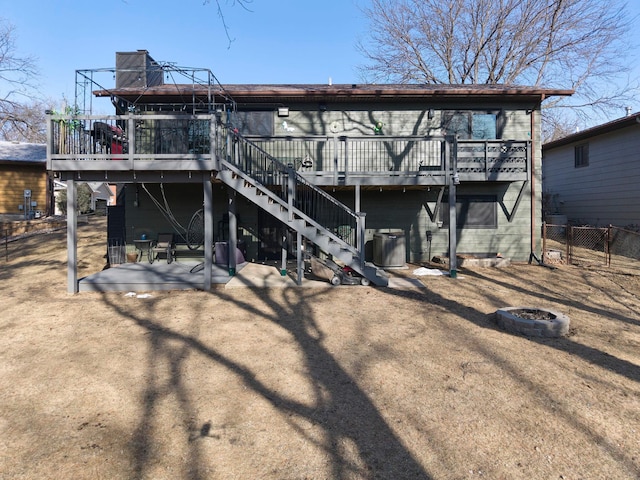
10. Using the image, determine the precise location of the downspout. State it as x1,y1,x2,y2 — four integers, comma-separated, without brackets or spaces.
530,107,536,256
530,95,544,257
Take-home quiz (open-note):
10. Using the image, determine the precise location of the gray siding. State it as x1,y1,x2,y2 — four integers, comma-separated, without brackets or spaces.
123,101,543,263
543,124,640,227
333,181,536,263
269,105,534,139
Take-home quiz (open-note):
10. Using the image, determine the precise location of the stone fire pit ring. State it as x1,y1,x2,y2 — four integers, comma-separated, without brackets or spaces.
494,307,570,338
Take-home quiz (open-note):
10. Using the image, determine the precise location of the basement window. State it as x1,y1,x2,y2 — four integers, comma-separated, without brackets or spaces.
441,195,498,229
574,143,589,168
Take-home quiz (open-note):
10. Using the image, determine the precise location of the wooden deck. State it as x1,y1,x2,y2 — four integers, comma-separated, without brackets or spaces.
47,115,530,185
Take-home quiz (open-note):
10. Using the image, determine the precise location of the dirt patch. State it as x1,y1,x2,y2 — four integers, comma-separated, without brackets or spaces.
1,217,640,479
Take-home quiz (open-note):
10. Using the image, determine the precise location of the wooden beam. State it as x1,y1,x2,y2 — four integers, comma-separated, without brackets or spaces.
67,179,78,293
203,178,213,290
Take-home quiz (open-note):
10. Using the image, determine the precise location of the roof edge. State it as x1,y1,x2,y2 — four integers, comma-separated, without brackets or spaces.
95,83,574,100
544,113,640,150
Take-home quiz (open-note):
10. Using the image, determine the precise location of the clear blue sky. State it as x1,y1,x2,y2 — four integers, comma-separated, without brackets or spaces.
1,0,368,102
2,0,639,119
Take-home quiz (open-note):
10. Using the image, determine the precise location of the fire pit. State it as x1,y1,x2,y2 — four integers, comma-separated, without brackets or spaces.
494,307,570,337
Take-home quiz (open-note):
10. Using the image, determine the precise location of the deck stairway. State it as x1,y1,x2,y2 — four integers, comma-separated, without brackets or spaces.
216,127,389,286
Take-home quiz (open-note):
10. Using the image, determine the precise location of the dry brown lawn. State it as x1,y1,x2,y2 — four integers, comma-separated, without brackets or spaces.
1,218,639,479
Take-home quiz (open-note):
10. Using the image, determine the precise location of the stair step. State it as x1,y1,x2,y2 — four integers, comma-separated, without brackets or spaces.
218,156,388,286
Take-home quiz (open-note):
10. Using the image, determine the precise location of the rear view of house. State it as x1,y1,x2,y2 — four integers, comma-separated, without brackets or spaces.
47,50,572,292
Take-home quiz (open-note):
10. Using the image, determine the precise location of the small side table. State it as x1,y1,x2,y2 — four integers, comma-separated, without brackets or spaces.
133,239,154,262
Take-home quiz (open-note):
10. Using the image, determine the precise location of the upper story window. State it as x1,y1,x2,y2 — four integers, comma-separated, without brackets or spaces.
443,111,500,140
232,111,273,136
574,143,589,168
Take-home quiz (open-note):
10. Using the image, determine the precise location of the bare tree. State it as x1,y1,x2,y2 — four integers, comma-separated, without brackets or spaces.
0,17,40,142
358,0,637,129
541,108,582,142
0,99,51,143
203,0,254,47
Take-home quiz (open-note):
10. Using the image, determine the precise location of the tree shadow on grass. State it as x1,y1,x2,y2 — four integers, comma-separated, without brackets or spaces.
466,266,640,328
99,286,432,480
89,261,639,478
456,267,640,384
376,273,640,477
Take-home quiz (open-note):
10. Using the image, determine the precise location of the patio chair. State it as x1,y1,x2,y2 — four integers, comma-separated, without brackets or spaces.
151,233,176,264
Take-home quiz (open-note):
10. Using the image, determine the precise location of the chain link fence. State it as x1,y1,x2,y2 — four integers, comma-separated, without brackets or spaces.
542,223,640,274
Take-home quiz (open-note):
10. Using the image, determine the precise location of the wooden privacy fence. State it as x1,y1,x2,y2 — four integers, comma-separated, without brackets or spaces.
542,223,640,273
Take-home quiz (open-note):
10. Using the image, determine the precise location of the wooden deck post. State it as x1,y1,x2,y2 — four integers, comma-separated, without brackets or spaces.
296,231,303,285
203,178,213,290
228,191,237,276
66,178,78,293
448,138,458,278
358,212,366,270
448,180,458,278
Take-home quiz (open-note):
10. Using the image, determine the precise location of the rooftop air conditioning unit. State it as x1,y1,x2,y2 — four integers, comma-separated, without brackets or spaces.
115,50,164,89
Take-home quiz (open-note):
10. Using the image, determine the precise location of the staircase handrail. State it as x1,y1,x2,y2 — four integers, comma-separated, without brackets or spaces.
218,159,359,254
218,124,360,248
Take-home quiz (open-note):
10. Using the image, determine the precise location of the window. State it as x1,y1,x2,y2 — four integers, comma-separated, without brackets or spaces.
443,112,470,139
472,113,497,139
442,111,499,140
441,195,498,229
574,143,589,168
232,111,274,136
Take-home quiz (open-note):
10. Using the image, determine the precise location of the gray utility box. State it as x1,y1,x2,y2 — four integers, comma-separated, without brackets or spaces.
373,231,406,267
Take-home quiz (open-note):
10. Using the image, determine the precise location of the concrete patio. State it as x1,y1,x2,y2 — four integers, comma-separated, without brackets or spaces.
78,260,425,292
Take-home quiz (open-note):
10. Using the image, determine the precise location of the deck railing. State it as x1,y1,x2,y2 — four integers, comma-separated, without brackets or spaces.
223,128,360,248
457,139,530,181
247,135,450,184
47,114,530,183
47,114,217,172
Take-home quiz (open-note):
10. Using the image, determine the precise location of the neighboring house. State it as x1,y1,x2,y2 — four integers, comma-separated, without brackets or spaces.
52,181,117,215
0,141,51,219
53,180,66,215
86,182,117,213
47,50,572,292
542,112,640,227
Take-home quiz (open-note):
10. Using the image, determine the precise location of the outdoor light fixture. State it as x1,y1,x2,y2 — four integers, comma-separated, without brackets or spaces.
277,106,289,117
